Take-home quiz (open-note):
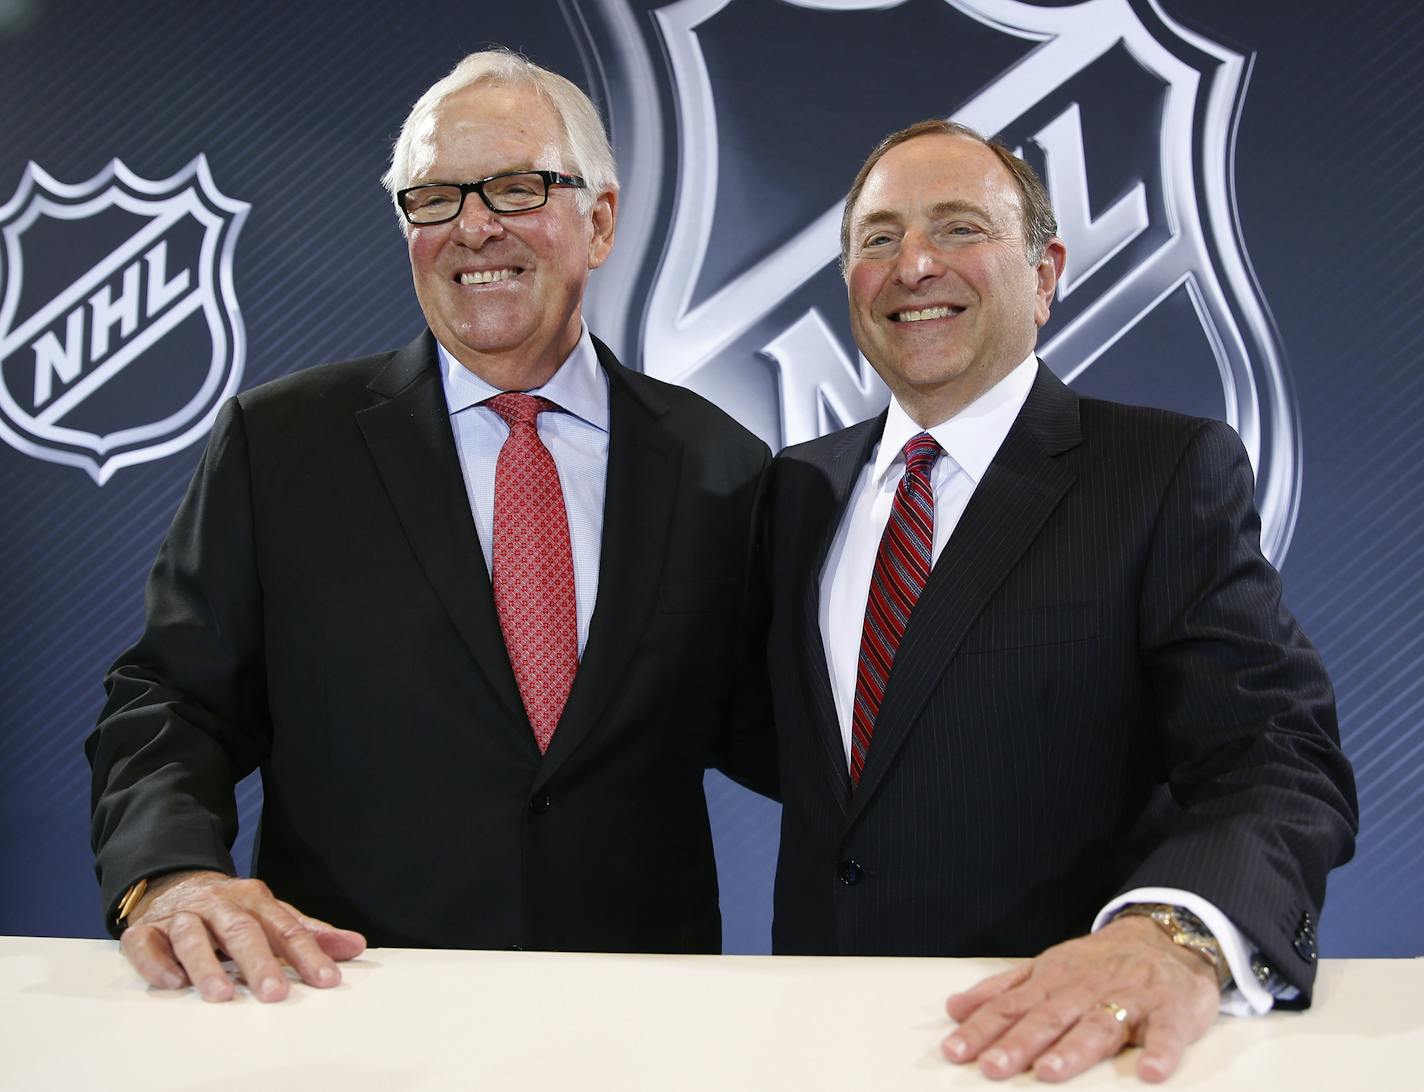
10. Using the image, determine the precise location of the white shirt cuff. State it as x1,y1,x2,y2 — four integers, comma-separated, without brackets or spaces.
1093,887,1274,1016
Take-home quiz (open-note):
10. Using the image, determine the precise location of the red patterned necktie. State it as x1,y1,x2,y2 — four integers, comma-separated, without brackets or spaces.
850,432,942,785
486,392,578,753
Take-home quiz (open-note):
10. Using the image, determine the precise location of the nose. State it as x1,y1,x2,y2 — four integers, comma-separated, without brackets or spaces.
894,230,945,288
448,193,505,247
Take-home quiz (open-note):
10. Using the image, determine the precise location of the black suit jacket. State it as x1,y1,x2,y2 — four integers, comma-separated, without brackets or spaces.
766,363,1357,1003
88,332,775,952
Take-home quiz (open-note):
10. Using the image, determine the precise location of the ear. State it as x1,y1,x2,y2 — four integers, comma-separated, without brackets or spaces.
587,189,617,270
1033,236,1067,327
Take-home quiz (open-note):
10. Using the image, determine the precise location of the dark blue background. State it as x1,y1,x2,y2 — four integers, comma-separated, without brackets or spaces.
1,0,1417,957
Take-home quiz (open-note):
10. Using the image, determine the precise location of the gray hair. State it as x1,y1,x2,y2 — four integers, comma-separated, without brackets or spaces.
380,50,618,227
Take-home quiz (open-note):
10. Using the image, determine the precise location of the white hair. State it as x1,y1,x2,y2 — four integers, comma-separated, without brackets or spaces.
380,49,619,228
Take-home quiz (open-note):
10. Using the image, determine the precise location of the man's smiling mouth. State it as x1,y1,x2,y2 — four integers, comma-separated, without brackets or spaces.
457,268,521,285
892,305,963,323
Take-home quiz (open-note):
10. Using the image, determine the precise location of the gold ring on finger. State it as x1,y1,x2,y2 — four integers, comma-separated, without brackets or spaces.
1099,1001,1129,1024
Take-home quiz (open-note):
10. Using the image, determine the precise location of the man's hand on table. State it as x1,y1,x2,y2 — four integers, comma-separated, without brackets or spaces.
119,870,367,1003
942,914,1220,1083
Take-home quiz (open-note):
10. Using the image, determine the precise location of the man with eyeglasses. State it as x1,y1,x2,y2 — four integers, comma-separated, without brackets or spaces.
86,50,775,1002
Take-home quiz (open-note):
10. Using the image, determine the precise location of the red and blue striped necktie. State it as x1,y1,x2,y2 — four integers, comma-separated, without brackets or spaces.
850,432,941,785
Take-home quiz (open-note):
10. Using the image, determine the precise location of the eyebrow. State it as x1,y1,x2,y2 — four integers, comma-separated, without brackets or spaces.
854,199,993,232
412,164,544,185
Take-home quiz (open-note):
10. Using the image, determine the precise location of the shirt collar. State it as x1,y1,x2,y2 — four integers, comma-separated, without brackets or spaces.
436,326,610,432
872,353,1038,487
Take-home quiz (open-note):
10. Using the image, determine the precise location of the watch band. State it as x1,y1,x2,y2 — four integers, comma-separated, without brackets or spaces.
1114,902,1233,990
115,878,148,928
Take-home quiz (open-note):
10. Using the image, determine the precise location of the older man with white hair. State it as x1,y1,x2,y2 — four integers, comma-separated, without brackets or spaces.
87,50,775,1002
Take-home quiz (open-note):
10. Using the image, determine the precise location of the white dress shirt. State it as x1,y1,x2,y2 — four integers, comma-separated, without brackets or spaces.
817,353,1272,1014
438,327,610,658
818,354,1038,745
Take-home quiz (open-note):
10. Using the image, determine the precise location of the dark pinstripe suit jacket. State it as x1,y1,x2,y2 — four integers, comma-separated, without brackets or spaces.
765,362,1357,1004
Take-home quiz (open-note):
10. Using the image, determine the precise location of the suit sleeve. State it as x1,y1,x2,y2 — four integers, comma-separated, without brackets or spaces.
707,446,780,800
1125,418,1358,1005
85,398,271,934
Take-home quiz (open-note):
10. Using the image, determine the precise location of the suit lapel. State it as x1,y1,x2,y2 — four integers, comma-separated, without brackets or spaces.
848,365,1082,820
355,332,527,730
537,338,678,781
793,415,886,809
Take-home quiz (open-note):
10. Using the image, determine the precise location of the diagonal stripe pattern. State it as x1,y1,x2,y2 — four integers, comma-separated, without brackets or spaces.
487,392,578,753
850,432,941,785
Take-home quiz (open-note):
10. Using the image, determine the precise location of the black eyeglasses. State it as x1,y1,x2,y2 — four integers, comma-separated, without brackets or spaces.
396,170,586,225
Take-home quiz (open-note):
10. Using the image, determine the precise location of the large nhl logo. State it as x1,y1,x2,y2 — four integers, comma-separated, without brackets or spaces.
0,156,249,484
580,0,1300,562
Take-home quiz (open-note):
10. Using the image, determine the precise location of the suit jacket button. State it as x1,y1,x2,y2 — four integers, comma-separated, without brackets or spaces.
508,943,525,951
838,859,862,886
529,792,551,814
1293,912,1317,961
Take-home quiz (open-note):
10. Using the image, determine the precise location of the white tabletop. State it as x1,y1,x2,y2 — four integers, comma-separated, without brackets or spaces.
1,937,1419,1090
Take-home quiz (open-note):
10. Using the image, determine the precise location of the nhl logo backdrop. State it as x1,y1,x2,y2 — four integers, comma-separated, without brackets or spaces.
592,0,1299,561
0,156,248,484
0,0,1417,957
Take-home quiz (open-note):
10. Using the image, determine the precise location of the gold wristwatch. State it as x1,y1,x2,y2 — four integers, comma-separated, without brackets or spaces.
1114,902,1232,989
114,878,149,929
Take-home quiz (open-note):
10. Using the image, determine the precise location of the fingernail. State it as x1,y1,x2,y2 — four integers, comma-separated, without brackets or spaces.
1040,1053,1065,1074
259,976,284,999
317,965,339,986
201,975,228,1000
944,1036,969,1061
984,1048,1010,1072
159,971,183,989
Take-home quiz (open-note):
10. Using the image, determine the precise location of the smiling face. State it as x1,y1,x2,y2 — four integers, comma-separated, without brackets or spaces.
405,81,616,389
845,134,1064,427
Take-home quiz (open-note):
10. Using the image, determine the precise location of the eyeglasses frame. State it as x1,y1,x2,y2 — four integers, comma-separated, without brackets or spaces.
396,170,587,225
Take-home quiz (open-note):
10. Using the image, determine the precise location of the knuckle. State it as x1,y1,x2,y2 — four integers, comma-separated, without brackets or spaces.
1025,1006,1073,1037
984,995,1020,1020
119,928,164,968
1146,1011,1190,1040
1149,1027,1186,1051
987,992,1033,1021
997,963,1034,989
234,878,273,900
217,913,264,947
1090,1015,1128,1041
186,889,225,916
167,910,204,935
167,919,212,956
275,916,314,944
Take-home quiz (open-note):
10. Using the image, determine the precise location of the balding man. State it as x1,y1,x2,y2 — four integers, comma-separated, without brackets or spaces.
764,120,1357,1081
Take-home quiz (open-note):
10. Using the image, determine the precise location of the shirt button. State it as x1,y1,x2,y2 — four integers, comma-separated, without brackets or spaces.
529,792,551,814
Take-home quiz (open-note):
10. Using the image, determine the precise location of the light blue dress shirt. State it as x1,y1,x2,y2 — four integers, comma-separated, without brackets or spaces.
437,328,610,658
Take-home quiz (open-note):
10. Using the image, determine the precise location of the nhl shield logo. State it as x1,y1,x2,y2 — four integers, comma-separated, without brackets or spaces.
605,0,1299,562
0,156,249,485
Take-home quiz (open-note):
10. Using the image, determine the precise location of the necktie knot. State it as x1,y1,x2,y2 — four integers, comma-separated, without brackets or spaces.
487,391,555,428
902,433,941,479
